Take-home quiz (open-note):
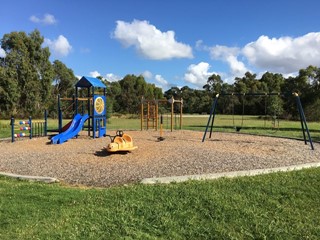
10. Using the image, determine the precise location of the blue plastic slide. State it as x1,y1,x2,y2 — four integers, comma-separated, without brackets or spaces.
51,114,89,144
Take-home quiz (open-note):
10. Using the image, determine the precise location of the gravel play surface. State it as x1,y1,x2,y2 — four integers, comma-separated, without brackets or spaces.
0,130,319,187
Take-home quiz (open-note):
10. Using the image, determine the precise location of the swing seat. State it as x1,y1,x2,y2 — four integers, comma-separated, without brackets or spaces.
235,126,242,132
106,133,138,153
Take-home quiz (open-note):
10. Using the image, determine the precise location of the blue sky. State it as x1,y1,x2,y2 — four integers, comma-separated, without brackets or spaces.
1,0,320,90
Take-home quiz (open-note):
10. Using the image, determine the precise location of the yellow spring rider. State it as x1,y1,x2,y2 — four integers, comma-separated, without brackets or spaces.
105,130,138,153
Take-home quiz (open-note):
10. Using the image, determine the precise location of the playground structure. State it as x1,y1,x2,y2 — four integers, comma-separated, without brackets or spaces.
11,110,48,142
140,96,183,132
105,130,138,153
51,76,107,144
202,92,314,150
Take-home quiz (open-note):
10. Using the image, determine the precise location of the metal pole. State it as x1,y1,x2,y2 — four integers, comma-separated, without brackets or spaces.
294,93,314,150
104,88,107,135
11,116,15,143
209,97,219,139
58,94,62,132
92,88,95,139
202,94,219,142
44,110,47,136
87,88,90,137
219,92,283,97
295,95,307,144
29,116,32,139
72,94,76,116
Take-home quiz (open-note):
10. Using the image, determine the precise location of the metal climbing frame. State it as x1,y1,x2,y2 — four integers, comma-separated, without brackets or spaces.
202,92,314,150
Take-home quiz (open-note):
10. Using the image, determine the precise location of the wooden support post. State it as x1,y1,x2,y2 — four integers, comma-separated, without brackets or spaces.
147,102,150,130
155,100,159,130
141,97,144,131
180,98,183,130
171,96,174,132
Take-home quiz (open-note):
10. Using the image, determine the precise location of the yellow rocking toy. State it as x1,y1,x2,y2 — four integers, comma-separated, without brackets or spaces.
105,130,138,153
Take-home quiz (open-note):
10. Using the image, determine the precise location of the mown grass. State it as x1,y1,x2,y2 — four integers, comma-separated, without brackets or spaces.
1,168,320,239
1,114,320,141
183,114,320,141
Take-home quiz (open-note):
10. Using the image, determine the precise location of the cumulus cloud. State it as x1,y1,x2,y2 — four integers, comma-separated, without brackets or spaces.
141,70,153,79
89,71,101,78
44,35,72,57
105,73,121,82
0,48,6,58
112,19,193,60
85,72,121,82
210,45,248,77
242,32,320,73
203,32,320,80
154,74,171,90
30,13,57,25
155,74,168,85
184,62,215,88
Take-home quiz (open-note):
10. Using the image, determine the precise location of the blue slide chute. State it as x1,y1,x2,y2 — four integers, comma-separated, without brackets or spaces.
51,114,89,144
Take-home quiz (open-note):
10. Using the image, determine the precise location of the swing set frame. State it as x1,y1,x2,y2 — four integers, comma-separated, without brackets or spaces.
202,92,314,150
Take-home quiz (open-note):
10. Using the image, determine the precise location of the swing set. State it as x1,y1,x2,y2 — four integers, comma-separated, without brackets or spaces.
230,93,280,132
202,92,314,150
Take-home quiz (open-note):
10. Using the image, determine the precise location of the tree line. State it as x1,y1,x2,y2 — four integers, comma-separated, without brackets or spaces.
1,30,320,121
0,30,163,119
165,68,320,121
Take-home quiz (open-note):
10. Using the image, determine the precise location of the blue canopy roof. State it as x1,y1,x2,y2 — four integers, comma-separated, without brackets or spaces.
75,76,106,88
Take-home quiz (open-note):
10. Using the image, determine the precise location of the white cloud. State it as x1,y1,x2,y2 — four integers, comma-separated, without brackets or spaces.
154,74,171,91
112,19,193,60
210,45,248,77
201,32,320,81
242,32,320,73
30,13,57,25
184,62,215,88
89,71,101,78
44,35,72,57
141,70,153,79
0,48,6,58
105,73,121,82
155,74,168,85
195,40,205,50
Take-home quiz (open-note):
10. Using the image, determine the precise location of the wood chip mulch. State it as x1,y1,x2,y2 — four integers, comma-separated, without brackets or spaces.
0,130,319,187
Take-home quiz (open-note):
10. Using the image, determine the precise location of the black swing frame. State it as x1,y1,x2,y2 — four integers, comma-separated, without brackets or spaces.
202,92,314,150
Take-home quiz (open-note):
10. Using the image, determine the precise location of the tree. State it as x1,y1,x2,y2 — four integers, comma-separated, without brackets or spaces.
203,74,223,94
115,74,163,114
52,60,77,97
260,72,284,117
0,61,20,115
0,30,54,116
297,66,320,120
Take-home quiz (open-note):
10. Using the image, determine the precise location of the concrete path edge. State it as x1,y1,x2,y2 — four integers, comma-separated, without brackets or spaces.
1,162,319,185
141,162,320,184
0,172,59,184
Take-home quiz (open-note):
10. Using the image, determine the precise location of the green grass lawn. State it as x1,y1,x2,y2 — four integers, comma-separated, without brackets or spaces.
1,114,320,238
1,114,320,141
1,168,320,239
